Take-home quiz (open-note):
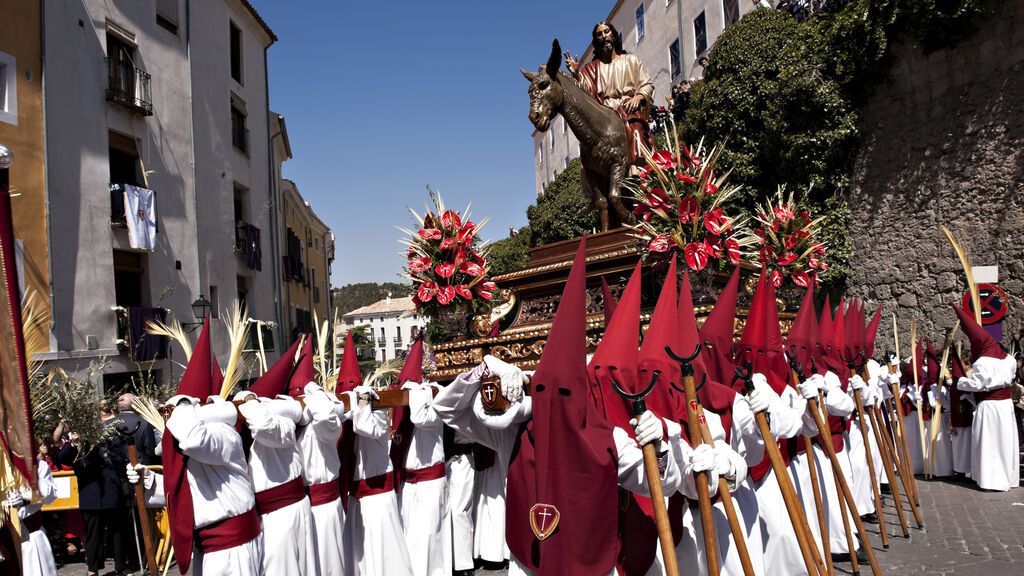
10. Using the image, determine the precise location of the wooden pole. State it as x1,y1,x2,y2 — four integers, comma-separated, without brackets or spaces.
852,385,889,549
790,367,835,576
740,370,827,576
806,394,884,576
868,405,910,538
125,439,159,576
679,371,723,576
888,379,924,527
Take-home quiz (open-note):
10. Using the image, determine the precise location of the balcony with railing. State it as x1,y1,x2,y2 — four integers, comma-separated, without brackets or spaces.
234,220,262,271
377,337,386,348
112,305,168,361
106,57,153,116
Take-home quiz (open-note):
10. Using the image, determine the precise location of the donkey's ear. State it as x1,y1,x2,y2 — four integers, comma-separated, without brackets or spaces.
546,39,562,78
521,68,537,82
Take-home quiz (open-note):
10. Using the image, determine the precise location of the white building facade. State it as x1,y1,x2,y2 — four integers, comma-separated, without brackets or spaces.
35,0,286,390
532,0,757,196
339,296,426,363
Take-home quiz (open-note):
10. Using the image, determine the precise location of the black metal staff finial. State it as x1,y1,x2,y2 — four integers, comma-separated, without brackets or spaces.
664,344,707,395
608,366,661,415
116,421,142,446
840,349,867,372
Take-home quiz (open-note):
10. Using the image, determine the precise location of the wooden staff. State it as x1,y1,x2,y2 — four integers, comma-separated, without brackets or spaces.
891,315,923,512
844,356,889,550
927,324,959,478
867,403,910,538
119,423,159,576
788,358,835,576
909,321,929,483
610,370,681,576
736,364,828,576
804,388,883,576
665,345,722,575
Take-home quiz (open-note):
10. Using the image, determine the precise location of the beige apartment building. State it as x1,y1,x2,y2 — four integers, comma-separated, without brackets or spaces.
0,0,332,392
533,0,757,195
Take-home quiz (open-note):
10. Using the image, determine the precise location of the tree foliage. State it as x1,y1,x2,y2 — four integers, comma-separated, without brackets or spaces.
331,282,413,317
487,226,533,277
527,158,601,247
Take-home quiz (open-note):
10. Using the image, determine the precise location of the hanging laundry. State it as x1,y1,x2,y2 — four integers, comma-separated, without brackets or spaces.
124,184,157,251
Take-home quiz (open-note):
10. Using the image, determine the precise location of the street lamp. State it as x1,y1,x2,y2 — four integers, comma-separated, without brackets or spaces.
183,295,213,332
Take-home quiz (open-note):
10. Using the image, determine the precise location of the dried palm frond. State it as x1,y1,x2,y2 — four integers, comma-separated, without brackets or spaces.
131,395,165,434
254,320,268,374
219,302,251,398
363,359,402,391
941,226,981,324
146,317,193,361
21,289,48,358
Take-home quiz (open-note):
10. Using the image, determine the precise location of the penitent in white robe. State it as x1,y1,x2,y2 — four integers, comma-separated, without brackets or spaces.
399,384,449,576
957,355,1020,492
925,385,954,478
434,369,684,576
952,424,972,475
18,459,59,576
240,397,319,576
300,384,350,576
813,374,859,555
165,398,265,576
345,399,413,576
445,432,477,572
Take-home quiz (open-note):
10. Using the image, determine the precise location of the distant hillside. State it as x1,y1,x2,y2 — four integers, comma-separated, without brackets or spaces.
332,282,414,317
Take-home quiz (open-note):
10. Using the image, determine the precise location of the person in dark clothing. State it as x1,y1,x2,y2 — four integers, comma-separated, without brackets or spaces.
67,402,139,576
116,393,160,465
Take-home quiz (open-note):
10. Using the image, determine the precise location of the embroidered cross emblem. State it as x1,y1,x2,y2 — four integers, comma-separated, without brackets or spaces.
529,503,560,541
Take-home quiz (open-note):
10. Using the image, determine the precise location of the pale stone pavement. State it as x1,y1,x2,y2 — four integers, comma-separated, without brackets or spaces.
54,476,1022,575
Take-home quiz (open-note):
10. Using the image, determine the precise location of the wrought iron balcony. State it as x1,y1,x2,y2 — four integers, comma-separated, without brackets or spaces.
106,57,153,116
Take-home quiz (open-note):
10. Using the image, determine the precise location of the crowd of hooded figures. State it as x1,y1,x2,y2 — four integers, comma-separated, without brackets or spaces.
6,237,1018,576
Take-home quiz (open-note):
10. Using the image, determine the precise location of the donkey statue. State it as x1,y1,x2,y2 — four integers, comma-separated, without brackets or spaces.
523,39,635,231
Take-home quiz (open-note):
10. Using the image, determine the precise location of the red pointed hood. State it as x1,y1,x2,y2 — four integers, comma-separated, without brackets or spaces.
288,336,315,394
678,269,737,413
925,341,940,387
248,338,300,398
637,256,681,418
507,236,620,575
389,335,425,486
813,295,844,375
601,276,617,327
844,298,862,357
176,317,214,399
833,298,847,359
337,332,362,392
951,304,1007,362
737,272,788,393
589,261,642,430
864,305,883,359
395,336,424,386
784,283,817,376
699,266,740,384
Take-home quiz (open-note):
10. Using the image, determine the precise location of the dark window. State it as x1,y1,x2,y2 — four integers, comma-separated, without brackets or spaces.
635,4,645,42
113,250,146,308
156,0,179,34
231,102,248,154
210,285,219,319
669,39,681,79
694,12,708,56
237,276,248,309
109,132,141,187
105,34,153,115
723,0,740,26
230,22,242,83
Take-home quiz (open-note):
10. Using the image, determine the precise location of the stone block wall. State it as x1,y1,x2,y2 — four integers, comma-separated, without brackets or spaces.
846,0,1024,351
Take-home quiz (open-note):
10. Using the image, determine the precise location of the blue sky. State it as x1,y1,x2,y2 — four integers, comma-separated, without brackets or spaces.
248,1,612,287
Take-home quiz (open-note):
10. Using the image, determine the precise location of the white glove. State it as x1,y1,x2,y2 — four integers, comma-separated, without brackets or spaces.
745,386,769,413
233,390,258,403
798,375,823,400
484,355,524,403
630,410,665,452
4,491,24,509
126,463,154,489
401,381,420,391
352,385,379,400
237,396,266,422
712,445,737,479
126,462,140,485
849,374,867,392
822,372,842,394
690,444,716,473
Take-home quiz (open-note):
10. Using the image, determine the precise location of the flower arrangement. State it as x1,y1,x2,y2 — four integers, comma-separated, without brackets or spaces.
400,190,496,320
751,187,827,288
628,135,754,272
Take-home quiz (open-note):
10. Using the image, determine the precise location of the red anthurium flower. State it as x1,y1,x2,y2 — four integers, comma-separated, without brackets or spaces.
476,287,494,301
455,285,473,299
417,281,438,303
792,269,810,287
435,263,456,278
770,220,781,233
441,210,462,230
769,270,783,287
639,165,655,180
676,172,698,184
678,196,700,224
418,228,443,241
633,203,652,222
703,236,722,258
703,208,727,235
725,238,742,265
648,188,670,211
784,233,801,250
409,256,432,273
679,145,696,167
777,252,798,266
652,150,676,171
648,234,673,253
811,243,826,256
773,206,795,223
440,237,457,251
808,257,821,269
437,285,456,305
480,281,497,293
684,242,709,271
799,210,811,223
459,261,485,276
705,181,718,195
458,221,477,243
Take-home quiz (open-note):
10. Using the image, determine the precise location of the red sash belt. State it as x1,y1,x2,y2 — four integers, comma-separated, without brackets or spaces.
353,472,395,499
196,508,260,553
23,514,43,533
975,387,1012,403
404,462,446,484
308,480,341,506
255,476,306,516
